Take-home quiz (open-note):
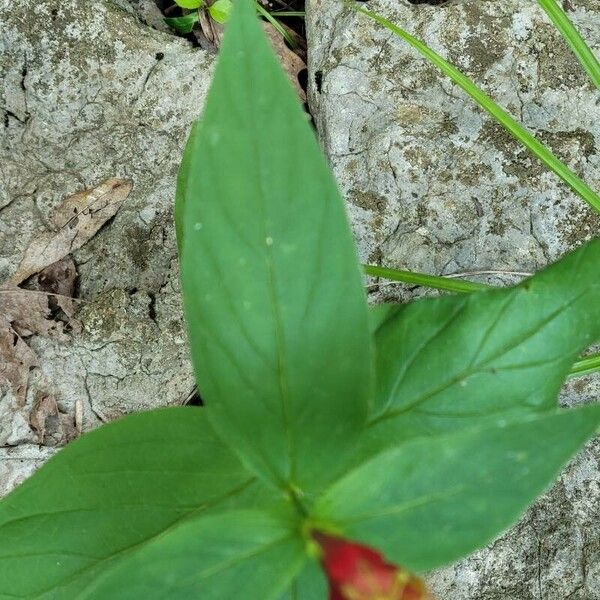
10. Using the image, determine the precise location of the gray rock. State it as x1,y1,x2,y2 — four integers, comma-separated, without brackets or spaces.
0,445,57,497
306,0,600,597
0,0,210,476
116,0,174,33
307,0,600,287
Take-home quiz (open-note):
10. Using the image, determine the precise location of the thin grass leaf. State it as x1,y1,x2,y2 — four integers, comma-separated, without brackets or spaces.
271,11,305,18
354,5,600,215
255,2,297,49
570,353,600,378
537,0,600,90
363,263,488,294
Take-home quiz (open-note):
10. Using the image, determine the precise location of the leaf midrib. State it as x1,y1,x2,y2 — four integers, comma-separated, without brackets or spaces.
242,23,295,486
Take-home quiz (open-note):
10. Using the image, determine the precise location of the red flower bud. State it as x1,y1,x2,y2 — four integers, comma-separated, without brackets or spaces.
312,532,432,600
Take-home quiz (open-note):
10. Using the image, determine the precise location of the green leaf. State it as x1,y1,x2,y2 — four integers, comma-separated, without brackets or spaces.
365,264,600,379
0,408,268,598
176,0,372,494
80,510,306,600
368,238,600,440
278,560,328,599
315,405,600,572
175,0,204,9
165,13,200,34
355,6,600,215
208,0,233,24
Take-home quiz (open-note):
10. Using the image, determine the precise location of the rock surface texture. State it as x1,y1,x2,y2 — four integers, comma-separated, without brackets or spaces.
0,0,211,490
306,0,599,598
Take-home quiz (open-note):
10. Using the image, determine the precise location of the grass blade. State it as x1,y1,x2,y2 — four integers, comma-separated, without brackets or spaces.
537,0,600,90
271,11,305,18
570,353,600,378
354,5,600,215
363,263,487,294
255,2,297,48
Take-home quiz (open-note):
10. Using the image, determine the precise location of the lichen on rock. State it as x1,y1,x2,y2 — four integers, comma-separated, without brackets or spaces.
1,0,213,486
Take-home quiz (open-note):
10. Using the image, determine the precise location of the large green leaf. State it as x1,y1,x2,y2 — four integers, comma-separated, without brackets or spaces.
176,0,372,494
0,408,273,599
278,560,328,599
369,238,600,440
314,405,600,572
80,510,306,600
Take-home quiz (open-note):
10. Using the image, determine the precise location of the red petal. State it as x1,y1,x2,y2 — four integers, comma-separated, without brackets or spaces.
312,532,432,600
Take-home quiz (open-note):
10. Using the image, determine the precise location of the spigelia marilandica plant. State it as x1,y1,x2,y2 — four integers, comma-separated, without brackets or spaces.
0,1,599,598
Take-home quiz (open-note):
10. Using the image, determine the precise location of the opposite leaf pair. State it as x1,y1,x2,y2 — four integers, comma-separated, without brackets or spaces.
0,1,598,598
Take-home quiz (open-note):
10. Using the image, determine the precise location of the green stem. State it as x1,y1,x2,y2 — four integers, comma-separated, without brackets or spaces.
537,0,600,90
354,5,600,215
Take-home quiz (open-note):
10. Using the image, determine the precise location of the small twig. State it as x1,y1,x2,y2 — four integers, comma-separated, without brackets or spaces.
445,270,533,280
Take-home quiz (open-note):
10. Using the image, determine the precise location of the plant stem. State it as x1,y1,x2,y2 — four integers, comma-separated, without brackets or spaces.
353,5,600,215
537,0,600,90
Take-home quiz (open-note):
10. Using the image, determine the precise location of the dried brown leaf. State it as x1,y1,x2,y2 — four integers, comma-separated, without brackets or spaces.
9,178,132,285
198,18,306,102
38,257,78,318
75,399,83,436
262,22,306,102
1,178,128,405
0,285,66,405
0,326,38,406
29,393,78,446
29,394,59,442
198,11,225,48
0,285,66,339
